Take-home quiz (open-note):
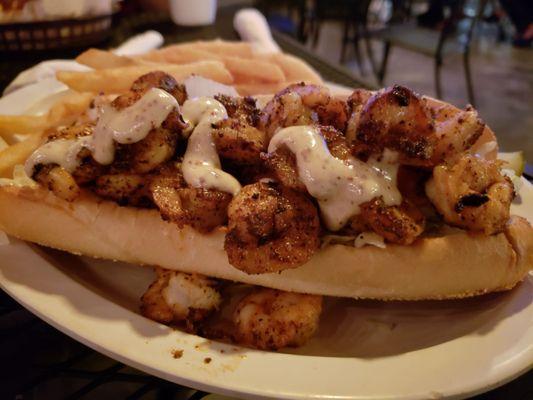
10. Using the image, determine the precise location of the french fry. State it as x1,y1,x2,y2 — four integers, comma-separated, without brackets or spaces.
76,48,136,69
0,136,8,151
57,61,234,93
223,56,285,83
141,49,285,83
264,53,322,85
46,91,94,126
0,92,93,141
0,134,42,178
161,40,254,59
0,115,47,138
139,48,219,64
235,81,291,96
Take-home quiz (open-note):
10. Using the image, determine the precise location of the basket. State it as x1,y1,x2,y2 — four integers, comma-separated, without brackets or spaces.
0,14,112,53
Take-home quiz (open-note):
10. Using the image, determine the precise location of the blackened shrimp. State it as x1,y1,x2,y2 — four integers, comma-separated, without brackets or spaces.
149,163,232,233
263,125,351,192
225,182,320,274
212,95,266,165
141,268,221,330
260,83,348,138
233,288,322,350
94,173,151,206
425,154,514,235
430,103,485,164
33,165,80,202
348,85,436,166
46,123,106,185
111,72,188,174
359,198,425,245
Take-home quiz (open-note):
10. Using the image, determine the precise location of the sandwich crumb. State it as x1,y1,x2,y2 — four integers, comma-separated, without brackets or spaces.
204,357,212,364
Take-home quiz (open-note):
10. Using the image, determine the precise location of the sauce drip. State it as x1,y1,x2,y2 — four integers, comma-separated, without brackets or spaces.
92,88,179,165
25,88,179,176
25,136,92,177
268,125,401,230
181,97,241,196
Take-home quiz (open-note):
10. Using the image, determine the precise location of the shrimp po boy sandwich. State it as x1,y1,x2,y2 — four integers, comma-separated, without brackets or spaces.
0,71,531,349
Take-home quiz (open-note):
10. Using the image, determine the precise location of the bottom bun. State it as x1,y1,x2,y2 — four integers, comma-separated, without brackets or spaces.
0,186,531,300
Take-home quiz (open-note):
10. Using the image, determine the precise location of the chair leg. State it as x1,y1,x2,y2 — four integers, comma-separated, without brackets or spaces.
378,41,391,85
434,57,443,100
463,52,476,106
340,19,351,63
353,25,365,75
363,30,378,79
312,20,321,49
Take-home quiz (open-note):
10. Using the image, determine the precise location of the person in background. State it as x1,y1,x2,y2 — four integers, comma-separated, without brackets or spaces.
417,0,532,48
416,0,459,29
498,0,533,47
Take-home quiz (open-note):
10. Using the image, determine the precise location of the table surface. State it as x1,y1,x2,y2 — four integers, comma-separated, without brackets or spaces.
0,5,531,400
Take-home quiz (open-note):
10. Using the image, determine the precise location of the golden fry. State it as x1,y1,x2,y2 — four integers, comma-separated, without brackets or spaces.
0,134,42,178
235,81,291,96
76,48,136,69
0,115,47,138
57,61,234,93
0,92,93,141
139,48,219,64
141,49,286,84
0,137,8,151
263,53,322,85
160,40,253,58
223,56,285,83
46,91,94,125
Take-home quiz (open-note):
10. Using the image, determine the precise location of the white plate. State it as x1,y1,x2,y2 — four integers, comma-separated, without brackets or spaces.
0,82,532,400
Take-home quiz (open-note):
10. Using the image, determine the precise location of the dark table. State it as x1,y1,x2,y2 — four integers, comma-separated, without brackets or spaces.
0,5,531,400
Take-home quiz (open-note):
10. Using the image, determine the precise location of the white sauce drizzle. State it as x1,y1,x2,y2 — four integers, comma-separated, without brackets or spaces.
181,97,241,196
92,88,178,165
268,125,401,231
25,136,92,176
24,88,179,176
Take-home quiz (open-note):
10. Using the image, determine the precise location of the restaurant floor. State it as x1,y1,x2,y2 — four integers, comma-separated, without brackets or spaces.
309,22,533,161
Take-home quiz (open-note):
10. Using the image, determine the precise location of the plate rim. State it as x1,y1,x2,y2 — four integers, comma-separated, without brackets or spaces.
0,80,532,400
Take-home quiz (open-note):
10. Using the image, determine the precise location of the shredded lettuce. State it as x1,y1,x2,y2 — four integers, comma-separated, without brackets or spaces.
321,232,386,249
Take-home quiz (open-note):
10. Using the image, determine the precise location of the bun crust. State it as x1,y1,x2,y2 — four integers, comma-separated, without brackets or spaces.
1,186,531,300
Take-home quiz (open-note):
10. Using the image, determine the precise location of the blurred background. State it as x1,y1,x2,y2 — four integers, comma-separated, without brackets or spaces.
234,0,532,159
1,0,531,158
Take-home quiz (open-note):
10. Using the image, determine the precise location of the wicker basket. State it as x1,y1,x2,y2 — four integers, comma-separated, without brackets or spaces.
0,14,112,53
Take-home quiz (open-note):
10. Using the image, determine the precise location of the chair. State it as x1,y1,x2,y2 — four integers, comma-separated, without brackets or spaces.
309,0,373,73
377,0,488,105
255,0,309,42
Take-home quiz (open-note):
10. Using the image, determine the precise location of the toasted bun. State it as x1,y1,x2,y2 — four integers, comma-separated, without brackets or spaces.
0,185,531,300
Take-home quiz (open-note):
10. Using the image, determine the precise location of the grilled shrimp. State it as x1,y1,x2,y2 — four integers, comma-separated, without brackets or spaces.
111,72,188,173
233,288,322,350
44,123,106,185
430,104,485,164
212,95,266,165
260,83,348,138
34,165,80,202
225,181,320,274
264,125,351,192
345,88,373,145
141,268,221,330
94,173,151,206
426,154,514,234
359,198,425,245
149,163,232,233
115,127,180,174
112,70,187,108
348,85,436,166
